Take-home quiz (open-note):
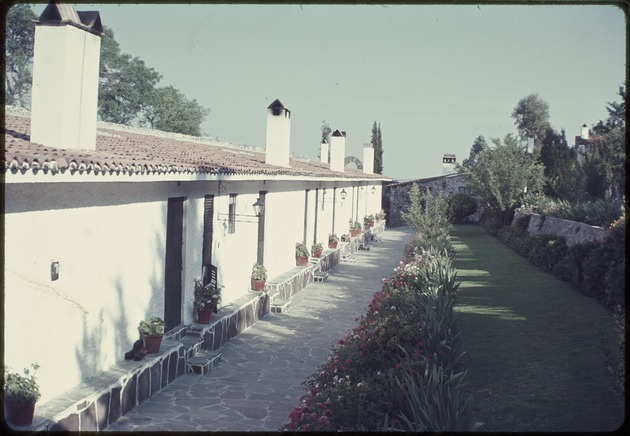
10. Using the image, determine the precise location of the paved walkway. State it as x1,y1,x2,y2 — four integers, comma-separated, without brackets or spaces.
106,227,414,432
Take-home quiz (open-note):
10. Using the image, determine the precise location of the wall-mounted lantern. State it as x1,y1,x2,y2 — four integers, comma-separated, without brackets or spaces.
340,189,347,201
371,186,376,194
252,198,264,217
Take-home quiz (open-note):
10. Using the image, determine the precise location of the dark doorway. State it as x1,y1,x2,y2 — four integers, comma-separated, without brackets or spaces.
164,197,185,331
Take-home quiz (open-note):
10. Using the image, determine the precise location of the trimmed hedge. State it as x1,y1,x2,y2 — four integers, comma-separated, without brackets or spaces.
494,215,625,309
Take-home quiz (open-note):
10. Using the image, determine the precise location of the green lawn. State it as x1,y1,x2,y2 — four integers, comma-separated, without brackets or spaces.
451,225,624,432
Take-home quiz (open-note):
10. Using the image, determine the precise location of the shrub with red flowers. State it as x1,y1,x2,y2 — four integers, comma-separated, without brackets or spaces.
283,233,478,431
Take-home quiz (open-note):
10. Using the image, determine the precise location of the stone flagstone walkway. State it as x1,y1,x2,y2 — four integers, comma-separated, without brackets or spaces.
106,227,414,432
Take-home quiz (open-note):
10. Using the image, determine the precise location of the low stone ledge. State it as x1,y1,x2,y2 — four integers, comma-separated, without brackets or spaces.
267,263,317,302
190,292,269,351
26,340,184,432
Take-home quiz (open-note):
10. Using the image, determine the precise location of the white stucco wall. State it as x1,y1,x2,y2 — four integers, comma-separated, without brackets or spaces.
4,182,170,402
3,177,385,404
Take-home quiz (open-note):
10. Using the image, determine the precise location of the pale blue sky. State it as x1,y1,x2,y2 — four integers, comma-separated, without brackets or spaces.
31,2,626,180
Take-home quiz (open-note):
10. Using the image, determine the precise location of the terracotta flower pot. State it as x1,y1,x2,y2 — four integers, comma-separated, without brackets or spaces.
328,241,338,249
296,255,309,266
312,249,323,258
143,334,163,353
252,279,266,292
350,229,361,237
6,400,36,427
196,308,213,324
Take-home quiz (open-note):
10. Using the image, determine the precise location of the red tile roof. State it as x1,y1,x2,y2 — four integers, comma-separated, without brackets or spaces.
2,113,388,180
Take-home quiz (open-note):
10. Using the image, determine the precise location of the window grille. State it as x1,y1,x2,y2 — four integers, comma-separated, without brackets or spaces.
228,194,236,234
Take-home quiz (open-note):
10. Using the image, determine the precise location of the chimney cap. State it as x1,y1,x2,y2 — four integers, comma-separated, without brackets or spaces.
35,1,103,35
332,129,346,137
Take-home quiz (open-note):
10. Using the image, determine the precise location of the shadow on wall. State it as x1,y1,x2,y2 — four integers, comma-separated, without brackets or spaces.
74,234,165,384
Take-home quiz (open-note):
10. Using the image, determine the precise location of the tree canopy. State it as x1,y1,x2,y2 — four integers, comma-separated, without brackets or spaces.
98,25,162,125
460,135,488,171
5,5,209,137
585,85,626,201
511,94,550,155
463,134,545,224
371,121,384,174
5,4,36,108
142,86,209,136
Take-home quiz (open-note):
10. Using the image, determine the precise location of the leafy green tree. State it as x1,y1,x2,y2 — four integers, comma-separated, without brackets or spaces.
98,25,162,124
318,120,332,161
460,135,488,170
464,134,545,224
446,193,478,224
586,86,626,200
511,94,551,156
142,86,209,136
539,127,585,201
371,121,384,174
5,4,37,107
401,183,451,237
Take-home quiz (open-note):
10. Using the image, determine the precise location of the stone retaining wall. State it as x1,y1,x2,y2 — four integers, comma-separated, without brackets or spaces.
525,213,606,247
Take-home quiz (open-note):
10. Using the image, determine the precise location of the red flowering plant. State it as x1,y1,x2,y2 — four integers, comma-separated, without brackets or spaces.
283,241,465,431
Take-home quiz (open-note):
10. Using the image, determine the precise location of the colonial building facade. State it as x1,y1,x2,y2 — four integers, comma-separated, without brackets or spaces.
2,2,389,413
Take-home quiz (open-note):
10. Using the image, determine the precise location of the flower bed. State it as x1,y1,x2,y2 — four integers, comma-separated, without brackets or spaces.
283,234,478,431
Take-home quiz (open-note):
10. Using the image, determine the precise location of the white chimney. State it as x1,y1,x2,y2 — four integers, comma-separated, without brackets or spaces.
330,130,346,172
442,154,456,175
363,142,374,174
30,2,103,151
526,137,534,154
320,139,329,164
265,99,291,167
581,124,589,139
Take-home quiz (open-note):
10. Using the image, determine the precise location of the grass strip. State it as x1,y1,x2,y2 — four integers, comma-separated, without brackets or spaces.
451,224,623,432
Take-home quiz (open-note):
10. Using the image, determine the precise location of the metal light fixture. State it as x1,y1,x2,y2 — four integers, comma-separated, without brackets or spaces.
252,198,264,217
371,186,376,194
340,189,347,201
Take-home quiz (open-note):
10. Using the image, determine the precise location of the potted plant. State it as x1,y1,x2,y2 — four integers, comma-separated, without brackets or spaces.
350,221,362,237
3,364,40,427
376,209,386,221
296,242,310,266
328,234,339,249
251,263,267,292
139,316,165,353
311,242,324,258
194,279,222,323
340,234,351,242
364,214,375,228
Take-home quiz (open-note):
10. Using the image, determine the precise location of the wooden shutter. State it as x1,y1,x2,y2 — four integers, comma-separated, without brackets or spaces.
202,195,214,266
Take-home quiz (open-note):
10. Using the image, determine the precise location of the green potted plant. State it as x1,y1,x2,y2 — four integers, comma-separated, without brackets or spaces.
139,316,165,353
296,242,310,266
3,364,40,427
350,220,362,237
251,263,267,292
364,214,375,228
376,209,386,221
340,233,351,242
311,242,324,258
328,234,339,249
194,279,222,323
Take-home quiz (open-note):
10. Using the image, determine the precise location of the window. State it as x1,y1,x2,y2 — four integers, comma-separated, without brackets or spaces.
228,194,236,234
458,186,472,195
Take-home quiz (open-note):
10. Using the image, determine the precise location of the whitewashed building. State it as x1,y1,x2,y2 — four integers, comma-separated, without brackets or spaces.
2,1,389,417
